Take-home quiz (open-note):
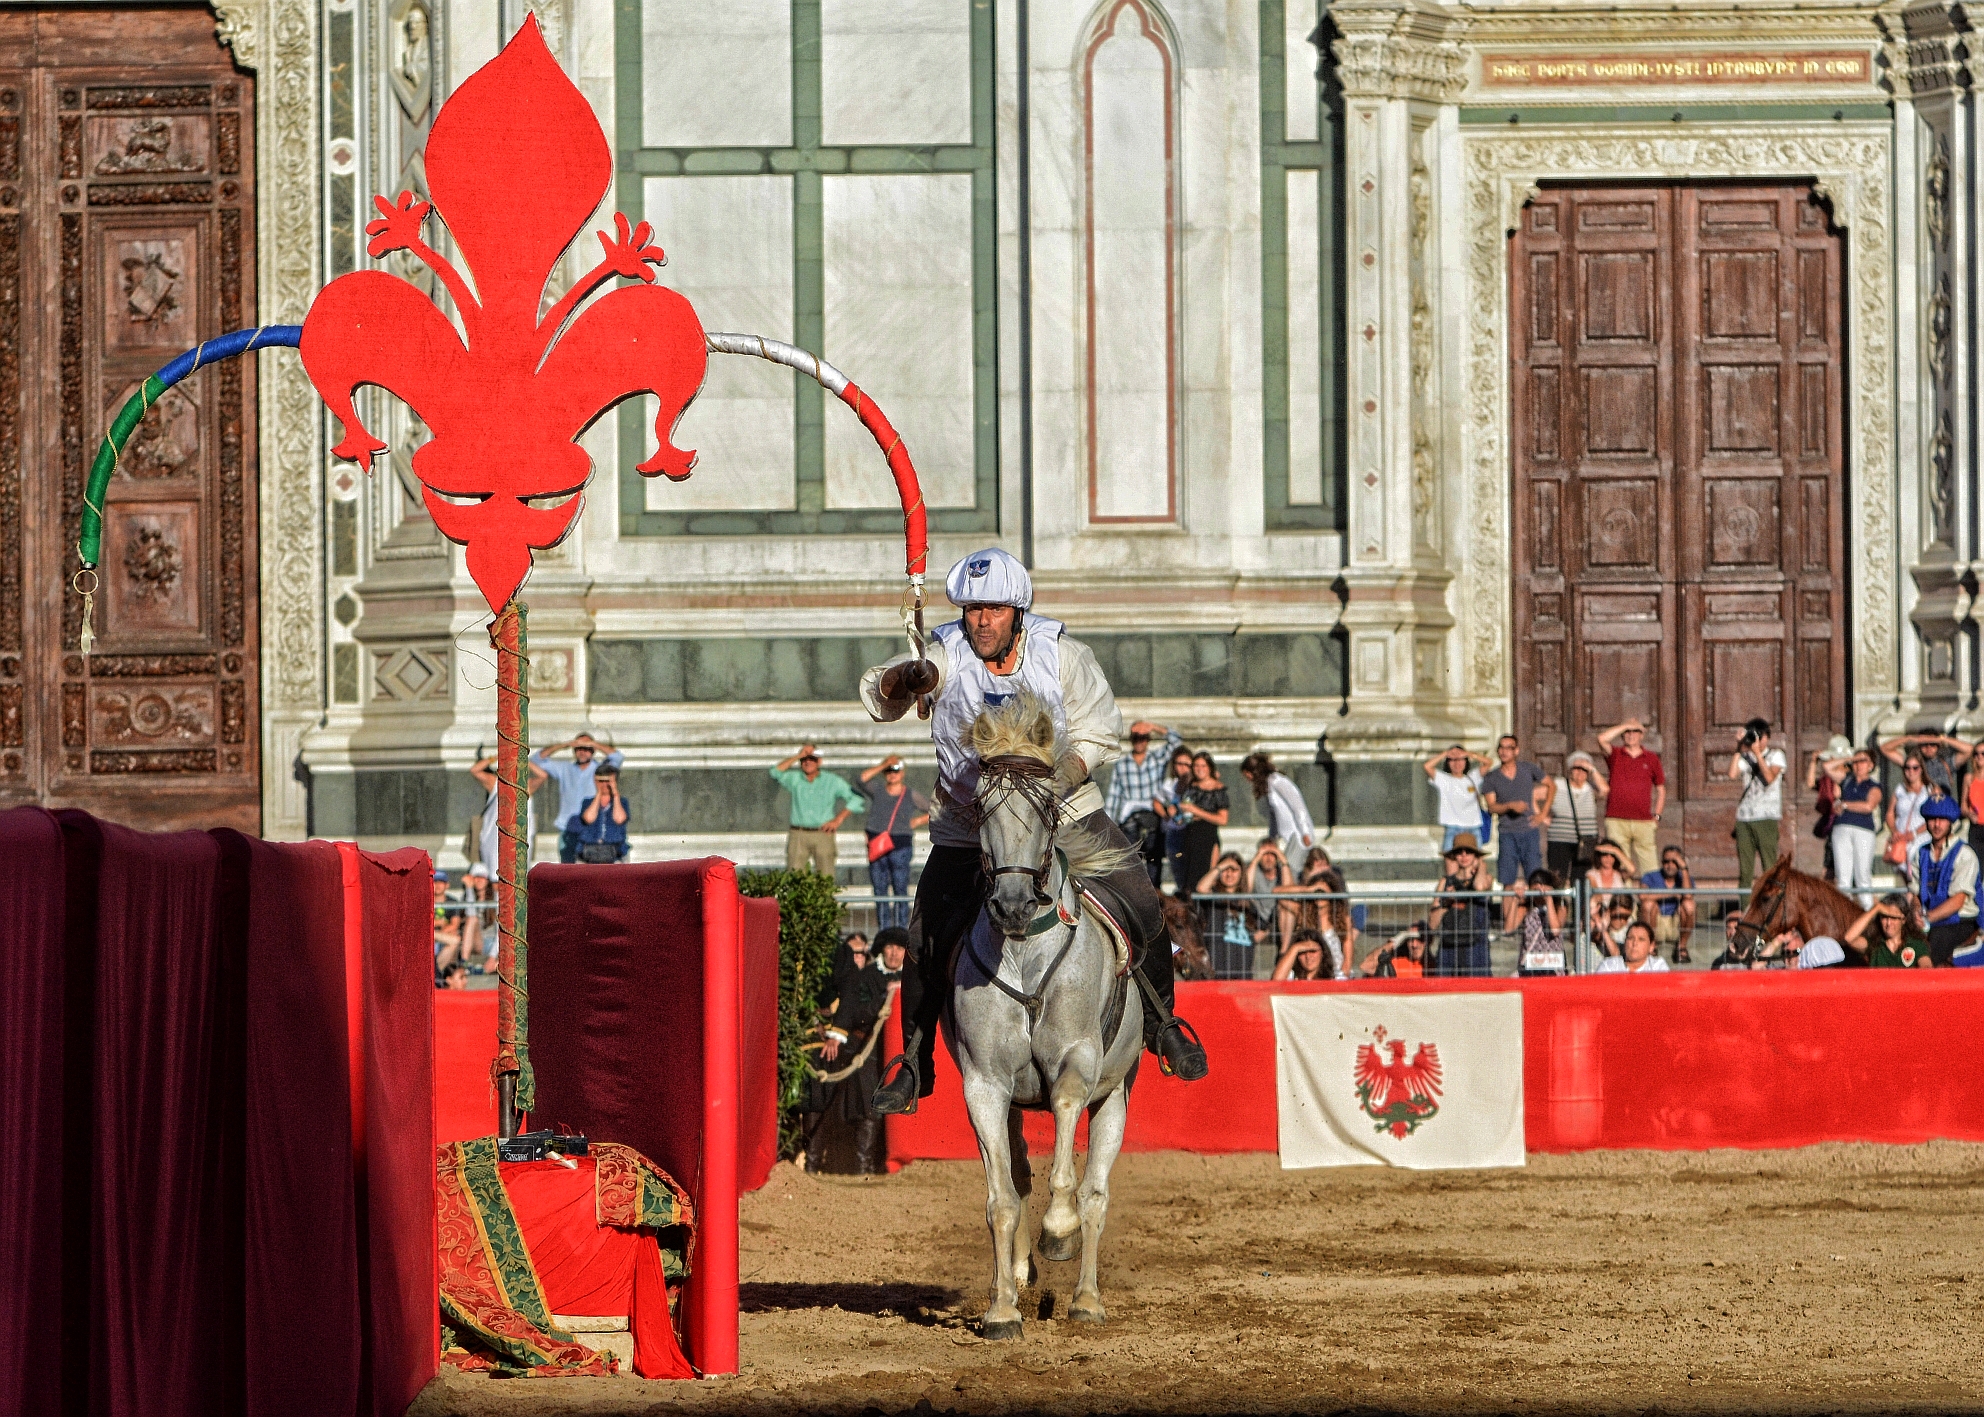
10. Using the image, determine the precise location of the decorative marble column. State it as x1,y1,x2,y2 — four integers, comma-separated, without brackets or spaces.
1890,3,1980,730
1324,1,1476,747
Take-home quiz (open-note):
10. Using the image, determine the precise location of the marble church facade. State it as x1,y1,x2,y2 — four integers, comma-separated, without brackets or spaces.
196,0,1977,870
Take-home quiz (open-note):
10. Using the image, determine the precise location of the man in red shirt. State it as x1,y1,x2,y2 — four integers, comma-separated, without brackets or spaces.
1595,717,1666,875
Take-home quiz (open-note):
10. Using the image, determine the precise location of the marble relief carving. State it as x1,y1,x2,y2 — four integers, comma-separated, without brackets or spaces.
212,0,324,837
1408,142,1439,556
1461,130,1896,703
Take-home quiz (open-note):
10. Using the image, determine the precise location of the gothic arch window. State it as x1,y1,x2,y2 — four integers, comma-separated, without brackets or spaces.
1081,0,1179,524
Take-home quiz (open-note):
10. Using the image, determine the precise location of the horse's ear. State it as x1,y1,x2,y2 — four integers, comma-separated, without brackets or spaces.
969,711,996,755
1029,705,1055,750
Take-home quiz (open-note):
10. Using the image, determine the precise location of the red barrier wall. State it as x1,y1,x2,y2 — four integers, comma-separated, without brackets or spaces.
885,974,1984,1163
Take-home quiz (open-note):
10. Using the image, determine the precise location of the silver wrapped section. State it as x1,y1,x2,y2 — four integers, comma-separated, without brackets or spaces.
703,331,851,397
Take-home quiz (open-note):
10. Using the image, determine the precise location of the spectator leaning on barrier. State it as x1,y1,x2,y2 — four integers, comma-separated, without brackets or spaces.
1908,794,1981,966
1595,718,1666,876
1844,895,1932,969
1516,868,1568,976
1882,729,1969,798
857,755,929,932
1272,926,1336,982
1248,838,1295,952
1361,923,1428,979
1546,751,1607,881
1887,756,1932,873
1640,846,1698,965
1585,839,1632,921
573,765,630,863
1239,752,1317,862
1480,734,1551,929
1594,920,1669,974
1424,744,1492,855
533,733,625,864
463,863,494,973
1726,717,1786,891
1104,721,1182,886
1197,851,1256,977
1428,832,1493,977
432,869,466,984
771,744,862,875
1822,747,1884,905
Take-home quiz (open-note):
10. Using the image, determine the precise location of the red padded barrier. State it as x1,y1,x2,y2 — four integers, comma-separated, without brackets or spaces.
436,991,500,1143
886,974,1984,1162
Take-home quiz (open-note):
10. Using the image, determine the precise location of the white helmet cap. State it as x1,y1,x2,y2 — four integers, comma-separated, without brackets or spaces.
945,547,1032,610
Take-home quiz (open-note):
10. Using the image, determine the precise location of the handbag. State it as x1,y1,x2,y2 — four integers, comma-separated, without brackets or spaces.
1565,780,1597,872
867,788,907,863
577,840,619,864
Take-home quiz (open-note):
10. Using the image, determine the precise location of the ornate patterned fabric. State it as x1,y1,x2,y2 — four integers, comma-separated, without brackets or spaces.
436,1138,696,1378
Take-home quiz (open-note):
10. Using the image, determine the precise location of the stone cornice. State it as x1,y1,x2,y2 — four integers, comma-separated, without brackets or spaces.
1452,2,1889,46
1330,1,1467,101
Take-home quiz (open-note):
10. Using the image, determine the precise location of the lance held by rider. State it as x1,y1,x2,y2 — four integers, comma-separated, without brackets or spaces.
862,548,1209,1115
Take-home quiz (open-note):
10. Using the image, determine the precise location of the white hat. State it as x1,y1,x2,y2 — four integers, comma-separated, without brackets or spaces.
1821,735,1854,762
1798,936,1846,969
467,862,490,879
945,547,1032,610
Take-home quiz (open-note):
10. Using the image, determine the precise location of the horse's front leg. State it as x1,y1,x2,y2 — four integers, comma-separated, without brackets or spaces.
1070,1079,1131,1323
1038,1050,1097,1262
963,1074,1026,1340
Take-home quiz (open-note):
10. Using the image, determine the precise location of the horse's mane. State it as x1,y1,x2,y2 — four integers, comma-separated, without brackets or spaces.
1742,853,1864,942
969,694,1138,877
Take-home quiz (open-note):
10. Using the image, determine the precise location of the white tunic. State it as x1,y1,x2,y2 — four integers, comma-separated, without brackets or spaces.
860,614,1123,849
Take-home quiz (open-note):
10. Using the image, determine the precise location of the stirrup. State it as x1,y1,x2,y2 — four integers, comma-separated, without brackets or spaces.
1154,1015,1208,1081
871,1028,923,1115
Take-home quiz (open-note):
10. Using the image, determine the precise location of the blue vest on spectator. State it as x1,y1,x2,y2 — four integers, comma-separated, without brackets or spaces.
1917,839,1962,913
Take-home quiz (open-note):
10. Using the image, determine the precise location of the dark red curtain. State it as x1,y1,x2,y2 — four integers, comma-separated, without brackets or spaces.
739,898,781,1192
0,808,72,1416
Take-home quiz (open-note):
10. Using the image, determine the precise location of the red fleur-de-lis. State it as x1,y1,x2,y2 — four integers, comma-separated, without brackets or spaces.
299,15,707,613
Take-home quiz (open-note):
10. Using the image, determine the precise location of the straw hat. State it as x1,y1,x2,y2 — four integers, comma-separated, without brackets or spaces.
1443,832,1483,858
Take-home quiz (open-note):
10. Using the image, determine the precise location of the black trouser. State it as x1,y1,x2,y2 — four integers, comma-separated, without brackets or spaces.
901,811,1175,1098
1928,918,1978,967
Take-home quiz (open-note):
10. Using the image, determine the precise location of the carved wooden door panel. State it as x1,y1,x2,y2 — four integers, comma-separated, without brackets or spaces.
1,8,259,831
1514,184,1846,876
1674,187,1844,866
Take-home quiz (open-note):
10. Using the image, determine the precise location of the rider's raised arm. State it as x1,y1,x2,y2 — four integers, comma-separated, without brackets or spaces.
1058,636,1124,779
859,650,946,724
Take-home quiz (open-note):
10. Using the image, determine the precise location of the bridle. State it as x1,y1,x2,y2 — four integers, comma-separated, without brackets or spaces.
1731,882,1785,953
971,752,1068,901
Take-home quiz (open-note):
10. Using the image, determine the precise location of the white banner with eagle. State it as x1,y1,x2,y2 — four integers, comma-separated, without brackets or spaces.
1271,993,1526,1170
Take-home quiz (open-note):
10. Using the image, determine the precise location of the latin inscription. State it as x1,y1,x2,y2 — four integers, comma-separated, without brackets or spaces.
1481,51,1871,89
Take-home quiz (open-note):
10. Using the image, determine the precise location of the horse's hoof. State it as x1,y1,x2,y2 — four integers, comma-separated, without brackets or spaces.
1039,1228,1079,1262
1069,1303,1106,1325
982,1318,1024,1342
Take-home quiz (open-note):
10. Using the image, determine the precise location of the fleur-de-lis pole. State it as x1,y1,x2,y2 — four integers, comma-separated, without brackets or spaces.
74,15,933,1151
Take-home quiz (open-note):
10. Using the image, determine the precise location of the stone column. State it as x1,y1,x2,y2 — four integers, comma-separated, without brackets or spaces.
1324,1,1475,747
1891,4,1978,731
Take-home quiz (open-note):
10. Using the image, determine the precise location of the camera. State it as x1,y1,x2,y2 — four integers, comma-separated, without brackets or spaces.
1737,729,1758,751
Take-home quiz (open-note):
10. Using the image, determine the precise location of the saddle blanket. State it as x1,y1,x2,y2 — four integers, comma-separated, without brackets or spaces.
1272,992,1525,1171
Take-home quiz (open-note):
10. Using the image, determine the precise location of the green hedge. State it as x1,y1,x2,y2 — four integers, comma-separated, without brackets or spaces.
738,868,843,1158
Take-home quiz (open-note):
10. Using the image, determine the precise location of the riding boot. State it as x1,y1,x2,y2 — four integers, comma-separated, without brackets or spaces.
873,845,985,1115
1131,931,1209,1080
852,1118,885,1175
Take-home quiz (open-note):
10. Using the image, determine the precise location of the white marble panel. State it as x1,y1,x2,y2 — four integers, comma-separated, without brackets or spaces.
641,0,791,148
1284,0,1317,142
822,174,976,509
1285,168,1323,505
1088,4,1174,521
820,0,971,147
642,176,795,511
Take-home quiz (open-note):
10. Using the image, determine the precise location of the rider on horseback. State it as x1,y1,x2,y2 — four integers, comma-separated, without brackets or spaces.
865,548,1210,1114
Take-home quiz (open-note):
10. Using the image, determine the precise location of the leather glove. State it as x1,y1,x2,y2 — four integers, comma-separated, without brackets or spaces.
880,657,940,701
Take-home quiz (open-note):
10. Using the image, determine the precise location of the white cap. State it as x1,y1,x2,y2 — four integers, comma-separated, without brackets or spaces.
946,547,1032,610
1798,936,1846,969
467,862,490,879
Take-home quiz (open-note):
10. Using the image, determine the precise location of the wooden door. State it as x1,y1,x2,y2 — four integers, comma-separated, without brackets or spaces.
0,8,259,831
1512,185,1845,876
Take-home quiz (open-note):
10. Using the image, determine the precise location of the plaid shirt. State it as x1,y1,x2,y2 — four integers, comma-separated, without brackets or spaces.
1102,730,1183,824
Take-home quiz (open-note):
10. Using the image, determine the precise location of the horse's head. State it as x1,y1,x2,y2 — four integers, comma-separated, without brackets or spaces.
969,694,1076,937
1733,854,1797,952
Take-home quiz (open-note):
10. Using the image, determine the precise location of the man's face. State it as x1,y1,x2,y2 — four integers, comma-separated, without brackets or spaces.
800,755,820,780
1622,926,1655,966
881,942,907,971
962,604,1020,663
1923,742,1942,760
432,879,447,903
573,737,596,765
1497,737,1517,764
1402,932,1425,959
1129,734,1150,758
1929,814,1953,844
1621,727,1644,751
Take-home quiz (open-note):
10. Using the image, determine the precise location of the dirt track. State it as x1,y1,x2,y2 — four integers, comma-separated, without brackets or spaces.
413,1143,1984,1416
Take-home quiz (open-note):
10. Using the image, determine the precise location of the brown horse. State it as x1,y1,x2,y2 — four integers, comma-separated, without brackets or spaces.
1734,855,1867,962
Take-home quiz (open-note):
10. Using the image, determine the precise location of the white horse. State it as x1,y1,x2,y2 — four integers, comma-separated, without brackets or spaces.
948,695,1144,1340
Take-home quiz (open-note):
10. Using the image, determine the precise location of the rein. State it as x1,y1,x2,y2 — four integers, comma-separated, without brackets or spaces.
969,750,1083,1027
1732,884,1785,950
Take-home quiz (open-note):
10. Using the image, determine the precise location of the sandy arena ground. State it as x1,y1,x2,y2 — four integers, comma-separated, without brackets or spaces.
413,1143,1984,1415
